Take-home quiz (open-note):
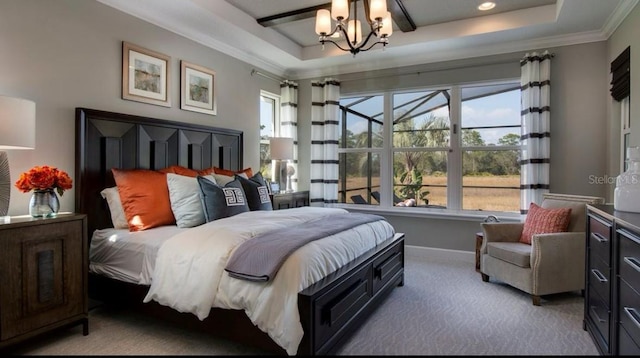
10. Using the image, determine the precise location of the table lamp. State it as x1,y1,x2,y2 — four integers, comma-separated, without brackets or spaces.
0,95,36,216
269,137,293,193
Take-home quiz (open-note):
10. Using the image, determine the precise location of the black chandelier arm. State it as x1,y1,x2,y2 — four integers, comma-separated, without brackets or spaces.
320,38,355,53
319,19,386,55
358,38,388,52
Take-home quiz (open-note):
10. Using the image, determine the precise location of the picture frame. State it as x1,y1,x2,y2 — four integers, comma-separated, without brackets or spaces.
269,182,280,194
122,41,171,107
180,60,217,115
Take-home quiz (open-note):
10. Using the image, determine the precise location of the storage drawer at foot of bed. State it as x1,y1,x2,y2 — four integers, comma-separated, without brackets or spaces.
313,263,372,350
372,240,404,294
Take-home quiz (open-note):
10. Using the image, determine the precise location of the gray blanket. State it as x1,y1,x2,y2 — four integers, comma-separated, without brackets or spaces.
224,212,386,282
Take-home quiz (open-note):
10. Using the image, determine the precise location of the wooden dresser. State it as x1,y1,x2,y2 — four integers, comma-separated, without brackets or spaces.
0,213,88,349
585,204,640,355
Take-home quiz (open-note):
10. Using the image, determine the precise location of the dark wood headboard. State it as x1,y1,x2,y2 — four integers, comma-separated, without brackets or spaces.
75,108,243,235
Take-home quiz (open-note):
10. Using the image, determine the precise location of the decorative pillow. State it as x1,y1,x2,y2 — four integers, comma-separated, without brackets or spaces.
209,167,253,178
112,168,176,232
166,173,213,228
197,175,249,222
100,186,129,229
158,165,199,177
211,172,248,186
519,202,572,244
235,172,273,211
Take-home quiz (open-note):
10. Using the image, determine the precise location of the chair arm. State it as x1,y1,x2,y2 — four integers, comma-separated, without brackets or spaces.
530,232,586,289
480,222,524,253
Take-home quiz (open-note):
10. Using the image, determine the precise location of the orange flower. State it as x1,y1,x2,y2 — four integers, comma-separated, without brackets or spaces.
14,165,73,196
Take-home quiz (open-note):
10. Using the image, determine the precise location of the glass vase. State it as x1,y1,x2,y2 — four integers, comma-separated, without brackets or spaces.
29,189,60,218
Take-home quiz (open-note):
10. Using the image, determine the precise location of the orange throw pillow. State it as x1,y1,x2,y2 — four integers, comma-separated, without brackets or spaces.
519,202,572,244
112,168,176,231
158,165,198,177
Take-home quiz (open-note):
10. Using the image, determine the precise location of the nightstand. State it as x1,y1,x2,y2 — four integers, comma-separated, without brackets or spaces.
271,190,310,210
0,213,88,349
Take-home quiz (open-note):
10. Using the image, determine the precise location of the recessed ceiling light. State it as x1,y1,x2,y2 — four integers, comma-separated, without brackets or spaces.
478,2,496,11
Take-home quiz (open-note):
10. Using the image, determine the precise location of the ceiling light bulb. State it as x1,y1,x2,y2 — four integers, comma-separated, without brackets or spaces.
369,0,387,21
315,9,332,35
379,11,393,37
332,0,349,21
478,2,496,11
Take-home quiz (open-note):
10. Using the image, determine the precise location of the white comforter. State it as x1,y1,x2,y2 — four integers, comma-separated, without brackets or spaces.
142,206,395,355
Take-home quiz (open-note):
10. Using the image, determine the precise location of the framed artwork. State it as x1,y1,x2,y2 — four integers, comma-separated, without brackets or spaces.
122,41,171,107
181,60,217,115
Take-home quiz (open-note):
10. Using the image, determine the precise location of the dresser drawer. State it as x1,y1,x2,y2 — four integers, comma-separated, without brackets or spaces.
587,282,611,349
619,323,640,355
589,215,612,265
313,263,372,350
619,229,640,292
619,278,640,351
589,252,611,302
372,239,403,294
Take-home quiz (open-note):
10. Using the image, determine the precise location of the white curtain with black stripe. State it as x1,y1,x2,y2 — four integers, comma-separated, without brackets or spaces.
280,80,298,192
310,78,340,206
520,50,552,213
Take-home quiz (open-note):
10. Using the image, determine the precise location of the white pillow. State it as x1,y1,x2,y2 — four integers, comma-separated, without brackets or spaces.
212,172,247,186
166,173,216,228
100,187,129,229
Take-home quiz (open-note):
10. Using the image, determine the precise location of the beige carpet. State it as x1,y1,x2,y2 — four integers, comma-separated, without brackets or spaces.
3,250,598,355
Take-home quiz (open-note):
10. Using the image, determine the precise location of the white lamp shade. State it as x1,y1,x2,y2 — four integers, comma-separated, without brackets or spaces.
369,0,387,21
347,19,362,45
315,9,332,34
331,0,349,20
269,137,294,160
0,95,36,150
380,11,393,37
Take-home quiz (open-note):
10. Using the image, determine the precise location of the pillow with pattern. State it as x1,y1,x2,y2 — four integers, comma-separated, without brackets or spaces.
519,202,572,244
235,172,272,211
197,175,249,222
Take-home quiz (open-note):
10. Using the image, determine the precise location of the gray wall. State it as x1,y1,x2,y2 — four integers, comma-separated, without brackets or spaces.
2,0,632,254
296,42,609,252
607,3,640,202
0,0,281,215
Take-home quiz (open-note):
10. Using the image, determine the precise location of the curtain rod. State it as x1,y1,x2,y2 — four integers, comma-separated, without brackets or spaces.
251,69,281,82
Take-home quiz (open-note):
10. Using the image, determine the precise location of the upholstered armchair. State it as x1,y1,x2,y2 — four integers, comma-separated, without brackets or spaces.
480,193,605,305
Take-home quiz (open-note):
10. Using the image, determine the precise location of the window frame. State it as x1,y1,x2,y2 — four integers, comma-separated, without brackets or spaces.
259,90,281,182
336,79,522,219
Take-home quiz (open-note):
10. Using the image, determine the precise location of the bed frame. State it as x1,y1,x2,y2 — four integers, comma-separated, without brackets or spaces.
75,108,405,355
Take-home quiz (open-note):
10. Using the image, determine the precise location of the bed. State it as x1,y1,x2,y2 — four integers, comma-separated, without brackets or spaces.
74,108,405,355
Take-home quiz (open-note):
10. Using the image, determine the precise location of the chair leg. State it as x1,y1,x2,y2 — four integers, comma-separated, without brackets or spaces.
532,295,541,306
481,273,489,282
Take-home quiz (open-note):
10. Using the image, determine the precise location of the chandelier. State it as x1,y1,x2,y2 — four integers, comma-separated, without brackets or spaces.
314,0,393,56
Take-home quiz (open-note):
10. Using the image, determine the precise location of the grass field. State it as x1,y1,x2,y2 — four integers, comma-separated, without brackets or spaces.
343,175,520,212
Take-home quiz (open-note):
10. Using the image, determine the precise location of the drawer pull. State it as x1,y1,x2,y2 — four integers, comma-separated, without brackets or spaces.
590,306,606,324
591,269,608,283
591,232,608,243
623,307,640,330
623,257,640,273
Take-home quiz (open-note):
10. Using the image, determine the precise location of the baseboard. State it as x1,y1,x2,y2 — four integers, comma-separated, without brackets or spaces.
405,244,474,263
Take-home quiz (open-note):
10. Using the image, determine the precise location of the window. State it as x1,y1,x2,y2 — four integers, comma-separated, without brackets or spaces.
621,96,631,172
259,91,280,182
338,81,522,213
338,95,384,205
